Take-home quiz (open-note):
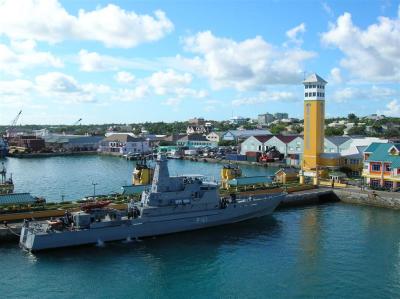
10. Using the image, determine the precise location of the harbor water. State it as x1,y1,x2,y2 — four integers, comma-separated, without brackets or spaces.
1,155,400,298
2,203,400,298
0,155,278,201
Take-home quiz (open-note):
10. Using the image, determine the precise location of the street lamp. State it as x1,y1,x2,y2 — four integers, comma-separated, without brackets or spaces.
92,182,98,200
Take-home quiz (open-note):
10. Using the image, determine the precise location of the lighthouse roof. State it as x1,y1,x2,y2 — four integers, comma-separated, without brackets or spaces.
303,73,327,84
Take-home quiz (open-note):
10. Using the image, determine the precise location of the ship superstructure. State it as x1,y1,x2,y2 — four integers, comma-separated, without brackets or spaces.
20,155,284,251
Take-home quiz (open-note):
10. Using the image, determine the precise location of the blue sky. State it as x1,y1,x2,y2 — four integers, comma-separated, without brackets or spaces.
0,0,399,124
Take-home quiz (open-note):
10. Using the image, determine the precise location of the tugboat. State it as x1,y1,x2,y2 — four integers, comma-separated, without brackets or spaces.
0,162,14,194
20,155,285,252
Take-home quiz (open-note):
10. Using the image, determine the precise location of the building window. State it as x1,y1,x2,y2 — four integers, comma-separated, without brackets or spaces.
305,93,308,97
385,164,391,172
305,85,308,89
372,164,381,172
313,92,316,96
371,179,380,187
384,181,393,189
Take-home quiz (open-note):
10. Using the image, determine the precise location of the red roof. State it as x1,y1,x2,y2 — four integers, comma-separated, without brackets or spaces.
276,135,301,144
254,135,274,143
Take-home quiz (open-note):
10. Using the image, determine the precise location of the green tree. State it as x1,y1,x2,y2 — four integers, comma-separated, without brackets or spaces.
348,113,357,122
269,124,286,134
347,125,366,136
325,127,344,136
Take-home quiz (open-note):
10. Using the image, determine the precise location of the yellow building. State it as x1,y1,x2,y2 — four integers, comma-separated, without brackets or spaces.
300,74,329,184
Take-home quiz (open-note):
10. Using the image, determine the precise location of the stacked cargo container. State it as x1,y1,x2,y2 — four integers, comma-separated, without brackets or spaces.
246,151,261,162
225,153,247,161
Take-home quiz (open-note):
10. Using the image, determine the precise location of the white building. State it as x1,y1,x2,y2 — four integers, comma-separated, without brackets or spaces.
99,134,150,155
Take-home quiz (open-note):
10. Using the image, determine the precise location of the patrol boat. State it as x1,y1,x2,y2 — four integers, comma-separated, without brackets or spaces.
20,155,285,252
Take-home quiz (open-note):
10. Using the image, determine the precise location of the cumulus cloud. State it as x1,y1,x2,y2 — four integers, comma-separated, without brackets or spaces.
381,100,400,117
286,23,306,46
78,50,112,72
0,0,174,48
0,41,63,75
115,71,135,84
232,90,297,106
163,98,182,106
181,31,316,91
35,72,110,103
330,67,343,84
112,69,206,102
148,69,192,95
321,11,400,82
332,85,398,103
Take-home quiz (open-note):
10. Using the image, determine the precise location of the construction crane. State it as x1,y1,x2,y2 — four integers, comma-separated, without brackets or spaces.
5,110,22,139
72,118,82,126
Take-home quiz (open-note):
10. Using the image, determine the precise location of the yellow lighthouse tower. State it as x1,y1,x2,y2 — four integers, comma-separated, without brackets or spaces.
300,73,327,184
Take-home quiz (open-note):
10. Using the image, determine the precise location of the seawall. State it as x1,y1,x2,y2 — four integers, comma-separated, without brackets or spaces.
333,188,400,210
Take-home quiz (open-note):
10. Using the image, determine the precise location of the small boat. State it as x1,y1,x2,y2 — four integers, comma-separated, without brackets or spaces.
81,200,111,212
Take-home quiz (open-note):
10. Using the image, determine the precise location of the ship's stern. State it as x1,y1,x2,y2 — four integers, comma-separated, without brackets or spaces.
19,224,35,251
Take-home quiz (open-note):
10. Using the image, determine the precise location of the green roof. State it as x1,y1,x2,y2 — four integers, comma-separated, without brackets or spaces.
364,142,382,153
228,176,272,186
366,143,400,168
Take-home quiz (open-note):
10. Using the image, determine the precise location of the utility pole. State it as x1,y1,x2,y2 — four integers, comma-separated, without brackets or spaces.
92,182,98,199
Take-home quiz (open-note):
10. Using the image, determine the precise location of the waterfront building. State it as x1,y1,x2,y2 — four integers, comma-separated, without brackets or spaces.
240,135,273,154
302,73,327,171
362,143,400,190
324,136,352,153
9,135,45,152
264,135,300,157
99,134,150,155
222,129,271,143
62,136,103,152
206,132,223,144
176,134,217,148
240,135,303,163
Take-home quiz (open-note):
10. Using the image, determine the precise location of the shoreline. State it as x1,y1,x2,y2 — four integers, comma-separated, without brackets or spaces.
7,151,98,158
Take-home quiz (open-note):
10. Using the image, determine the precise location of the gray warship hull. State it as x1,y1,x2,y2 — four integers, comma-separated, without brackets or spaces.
20,194,283,251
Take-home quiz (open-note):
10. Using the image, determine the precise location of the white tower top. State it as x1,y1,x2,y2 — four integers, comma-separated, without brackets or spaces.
303,73,327,101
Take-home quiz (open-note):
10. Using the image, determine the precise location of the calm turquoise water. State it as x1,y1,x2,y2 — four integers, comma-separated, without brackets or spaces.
1,203,400,298
0,156,277,201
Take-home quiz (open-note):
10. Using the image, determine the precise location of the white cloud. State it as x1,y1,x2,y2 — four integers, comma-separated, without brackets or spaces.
148,69,192,95
78,50,112,72
112,69,207,102
332,85,398,103
35,72,110,103
115,71,135,84
330,67,343,84
77,49,163,72
321,11,400,82
163,98,182,106
112,86,150,102
232,90,297,106
0,42,63,75
322,2,334,17
381,100,400,116
36,72,80,93
0,1,174,48
286,23,306,45
181,31,316,91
